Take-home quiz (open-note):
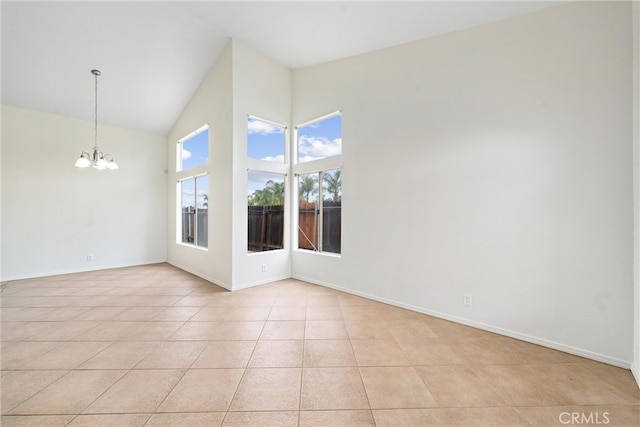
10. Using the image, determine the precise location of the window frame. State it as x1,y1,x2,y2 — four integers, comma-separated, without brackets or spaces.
293,111,342,255
246,115,289,254
176,124,210,250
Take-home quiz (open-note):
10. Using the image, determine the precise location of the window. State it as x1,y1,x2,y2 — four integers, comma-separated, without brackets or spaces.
298,170,341,253
248,171,285,252
297,113,341,163
247,117,285,163
295,112,342,254
179,175,208,248
177,125,209,249
178,125,209,171
246,116,288,252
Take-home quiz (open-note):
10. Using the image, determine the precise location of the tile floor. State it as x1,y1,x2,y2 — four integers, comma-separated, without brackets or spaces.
1,263,638,426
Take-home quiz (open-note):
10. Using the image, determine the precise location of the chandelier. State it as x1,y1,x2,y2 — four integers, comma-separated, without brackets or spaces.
74,69,118,170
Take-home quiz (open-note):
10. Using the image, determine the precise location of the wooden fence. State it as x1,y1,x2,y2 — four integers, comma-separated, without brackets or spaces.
248,205,284,252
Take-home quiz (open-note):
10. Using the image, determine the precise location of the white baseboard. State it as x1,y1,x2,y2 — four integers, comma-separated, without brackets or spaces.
166,261,231,291
1,259,167,282
293,274,633,370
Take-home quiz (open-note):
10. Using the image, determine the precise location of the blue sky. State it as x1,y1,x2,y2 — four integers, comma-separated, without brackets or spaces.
180,129,209,208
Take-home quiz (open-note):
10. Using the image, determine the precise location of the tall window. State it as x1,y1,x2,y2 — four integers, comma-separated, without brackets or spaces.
248,171,285,252
247,116,287,252
295,112,342,254
177,125,209,249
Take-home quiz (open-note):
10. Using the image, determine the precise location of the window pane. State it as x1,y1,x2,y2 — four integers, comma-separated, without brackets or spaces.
322,169,341,254
248,171,285,252
298,114,342,163
195,175,208,248
180,179,195,244
298,173,319,251
247,117,285,162
179,127,209,171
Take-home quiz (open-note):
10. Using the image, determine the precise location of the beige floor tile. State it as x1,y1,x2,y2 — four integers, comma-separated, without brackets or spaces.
22,341,111,370
190,307,234,321
113,306,166,320
359,366,437,409
351,338,410,366
471,364,577,406
306,294,340,306
306,306,343,320
341,306,380,320
135,340,208,368
146,412,225,427
119,321,183,341
157,369,244,412
67,413,150,426
152,305,202,321
4,264,639,424
192,340,256,368
248,340,303,367
71,306,130,321
303,339,357,367
268,305,307,320
83,369,183,413
345,320,392,339
274,295,308,306
260,320,305,340
415,365,507,407
299,410,375,426
384,319,439,340
1,341,62,369
516,404,640,426
394,337,465,365
1,415,75,426
1,370,68,413
79,341,159,369
73,321,143,341
225,306,270,320
305,320,349,339
229,368,301,411
301,367,370,410
222,411,298,426
372,407,529,426
9,370,127,415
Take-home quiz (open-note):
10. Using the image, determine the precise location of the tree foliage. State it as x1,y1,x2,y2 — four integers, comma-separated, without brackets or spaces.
248,180,285,206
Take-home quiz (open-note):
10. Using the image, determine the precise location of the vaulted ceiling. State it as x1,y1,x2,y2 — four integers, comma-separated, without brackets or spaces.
1,1,565,135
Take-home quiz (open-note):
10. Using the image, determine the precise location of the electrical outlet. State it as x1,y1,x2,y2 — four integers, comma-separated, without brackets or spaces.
261,264,267,272
87,254,94,261
463,293,472,307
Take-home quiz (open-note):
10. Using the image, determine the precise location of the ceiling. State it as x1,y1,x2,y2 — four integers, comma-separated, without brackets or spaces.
1,1,566,136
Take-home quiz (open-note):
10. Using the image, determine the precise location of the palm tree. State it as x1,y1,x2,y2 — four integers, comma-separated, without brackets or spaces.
323,170,341,202
248,180,285,206
298,175,317,203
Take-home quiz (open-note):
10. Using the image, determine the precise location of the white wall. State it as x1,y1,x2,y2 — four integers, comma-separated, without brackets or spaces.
292,2,634,367
166,40,292,290
166,43,234,289
231,40,292,290
632,0,640,387
1,105,167,280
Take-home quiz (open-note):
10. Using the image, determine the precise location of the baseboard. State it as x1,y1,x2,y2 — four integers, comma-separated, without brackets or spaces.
1,259,167,282
166,261,231,291
293,274,633,370
633,363,640,389
232,274,292,291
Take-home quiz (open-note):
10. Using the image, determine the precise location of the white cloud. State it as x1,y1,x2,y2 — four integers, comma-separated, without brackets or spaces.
181,147,192,159
261,155,285,163
248,119,284,135
298,136,341,158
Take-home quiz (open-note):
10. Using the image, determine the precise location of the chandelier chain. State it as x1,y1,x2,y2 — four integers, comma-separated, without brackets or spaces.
94,71,99,150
